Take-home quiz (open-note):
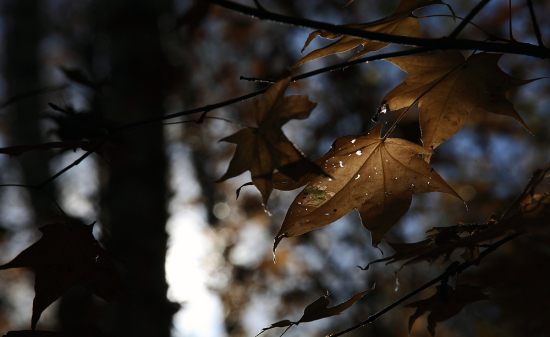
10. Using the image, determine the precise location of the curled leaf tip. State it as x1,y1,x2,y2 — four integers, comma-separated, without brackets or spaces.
273,233,287,263
235,181,253,200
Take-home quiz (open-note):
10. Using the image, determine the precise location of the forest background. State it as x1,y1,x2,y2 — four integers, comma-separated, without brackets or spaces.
0,0,549,336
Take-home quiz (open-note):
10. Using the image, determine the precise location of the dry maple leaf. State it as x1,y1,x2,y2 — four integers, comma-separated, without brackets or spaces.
0,222,129,330
273,124,461,250
293,0,453,68
255,285,375,337
218,76,323,206
383,50,538,150
406,284,489,336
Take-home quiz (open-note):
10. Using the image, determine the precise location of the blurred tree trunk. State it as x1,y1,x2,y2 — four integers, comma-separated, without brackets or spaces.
4,0,55,222
91,1,176,336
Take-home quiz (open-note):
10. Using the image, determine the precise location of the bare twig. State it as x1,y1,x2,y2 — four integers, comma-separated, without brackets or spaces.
240,76,276,83
508,0,515,41
448,0,492,39
34,136,110,189
0,84,68,111
526,0,545,47
163,116,255,129
205,0,550,58
114,47,434,134
413,14,509,42
0,184,69,226
27,47,433,187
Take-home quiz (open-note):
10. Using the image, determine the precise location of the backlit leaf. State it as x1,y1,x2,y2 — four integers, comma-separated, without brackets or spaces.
217,75,323,206
293,0,453,68
383,51,538,150
273,124,461,249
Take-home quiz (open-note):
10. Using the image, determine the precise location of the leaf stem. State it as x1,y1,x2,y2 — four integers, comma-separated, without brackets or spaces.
240,76,276,83
526,0,545,47
0,84,69,110
32,47,434,187
163,116,255,129
0,184,70,226
447,0,492,39
508,0,515,41
413,14,508,42
34,136,110,189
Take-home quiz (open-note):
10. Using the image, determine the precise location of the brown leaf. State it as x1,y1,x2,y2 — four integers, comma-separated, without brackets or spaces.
297,285,375,323
0,222,129,330
406,284,489,336
218,76,322,206
383,51,538,150
273,124,461,249
255,286,374,336
293,0,452,68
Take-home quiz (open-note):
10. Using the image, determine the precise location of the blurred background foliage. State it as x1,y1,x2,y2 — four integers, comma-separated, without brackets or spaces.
0,0,548,336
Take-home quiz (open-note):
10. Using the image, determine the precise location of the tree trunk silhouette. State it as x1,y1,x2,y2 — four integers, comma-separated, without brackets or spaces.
4,0,55,222
92,1,177,336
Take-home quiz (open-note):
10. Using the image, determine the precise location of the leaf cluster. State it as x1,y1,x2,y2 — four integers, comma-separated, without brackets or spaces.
0,0,549,335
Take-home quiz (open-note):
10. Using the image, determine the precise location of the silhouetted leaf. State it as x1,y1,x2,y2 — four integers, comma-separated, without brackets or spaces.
406,284,489,336
45,103,107,142
0,222,129,330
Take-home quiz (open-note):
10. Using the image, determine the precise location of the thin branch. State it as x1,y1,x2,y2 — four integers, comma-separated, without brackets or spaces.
0,84,69,110
116,47,434,134
328,232,521,337
526,0,545,47
0,184,69,226
113,90,267,132
448,0,492,39
206,0,550,58
240,76,276,83
34,136,110,189
28,47,435,187
508,0,515,41
413,14,509,42
163,116,255,129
